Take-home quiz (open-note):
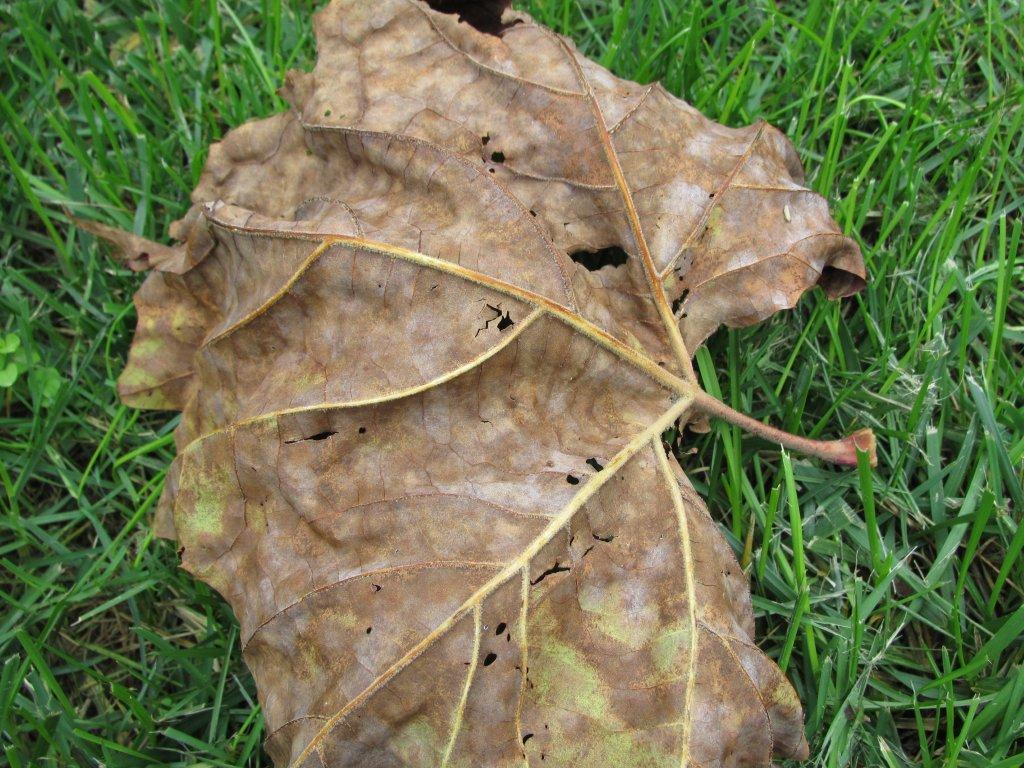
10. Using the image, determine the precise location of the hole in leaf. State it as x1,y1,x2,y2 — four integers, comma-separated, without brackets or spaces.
483,652,497,666
490,150,505,163
593,532,615,543
531,562,570,585
366,626,372,634
476,304,515,336
425,0,518,36
285,430,337,444
523,733,534,745
586,457,604,471
358,426,367,434
672,288,690,315
495,622,507,635
371,583,382,593
482,134,490,145
565,474,580,485
569,246,628,271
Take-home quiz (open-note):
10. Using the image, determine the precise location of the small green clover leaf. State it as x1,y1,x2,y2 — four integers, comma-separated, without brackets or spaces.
28,366,63,408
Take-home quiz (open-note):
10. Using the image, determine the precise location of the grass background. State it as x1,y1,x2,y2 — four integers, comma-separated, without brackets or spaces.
1,0,1022,765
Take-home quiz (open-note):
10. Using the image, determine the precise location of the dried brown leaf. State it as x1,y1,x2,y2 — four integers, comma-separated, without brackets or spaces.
93,2,873,765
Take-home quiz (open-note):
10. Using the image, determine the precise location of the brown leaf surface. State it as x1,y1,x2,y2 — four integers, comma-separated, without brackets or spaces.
96,1,870,765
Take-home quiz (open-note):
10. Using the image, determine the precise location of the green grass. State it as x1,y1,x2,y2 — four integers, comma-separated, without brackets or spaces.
1,0,1021,765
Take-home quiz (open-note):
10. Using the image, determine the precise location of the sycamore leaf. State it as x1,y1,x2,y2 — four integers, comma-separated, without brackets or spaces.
89,1,875,766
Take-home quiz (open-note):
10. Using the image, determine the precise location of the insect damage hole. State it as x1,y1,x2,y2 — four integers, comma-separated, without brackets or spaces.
569,245,629,271
424,1,519,37
483,652,498,666
495,622,507,635
672,287,690,317
531,562,570,585
284,430,337,444
475,303,515,336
